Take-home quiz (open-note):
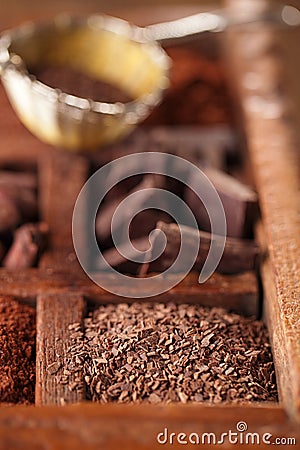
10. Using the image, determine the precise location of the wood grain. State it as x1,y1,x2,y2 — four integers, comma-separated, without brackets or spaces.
0,269,258,315
226,0,300,422
36,293,86,405
38,148,89,270
0,403,299,450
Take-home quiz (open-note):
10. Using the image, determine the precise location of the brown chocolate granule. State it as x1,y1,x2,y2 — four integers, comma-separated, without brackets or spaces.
65,303,277,404
0,296,36,404
32,66,134,104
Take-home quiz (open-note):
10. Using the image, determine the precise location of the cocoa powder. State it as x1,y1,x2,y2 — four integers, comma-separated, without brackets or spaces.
0,296,36,404
146,46,234,126
32,66,134,104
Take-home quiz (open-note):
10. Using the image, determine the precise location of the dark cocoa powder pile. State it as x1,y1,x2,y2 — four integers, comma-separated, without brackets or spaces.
0,296,36,404
65,303,277,404
145,46,234,126
32,66,134,103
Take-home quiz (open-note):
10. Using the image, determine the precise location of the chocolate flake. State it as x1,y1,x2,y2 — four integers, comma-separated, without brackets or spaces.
65,303,277,404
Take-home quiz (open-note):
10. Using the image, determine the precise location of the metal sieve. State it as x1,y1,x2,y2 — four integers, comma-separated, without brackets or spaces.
0,5,299,152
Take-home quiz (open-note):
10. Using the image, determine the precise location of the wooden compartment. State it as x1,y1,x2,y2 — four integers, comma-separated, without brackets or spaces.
0,1,299,448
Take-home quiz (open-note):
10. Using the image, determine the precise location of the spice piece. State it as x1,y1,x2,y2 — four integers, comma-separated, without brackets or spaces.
140,221,259,276
65,303,277,404
94,147,258,275
0,296,36,404
145,47,234,126
3,222,48,269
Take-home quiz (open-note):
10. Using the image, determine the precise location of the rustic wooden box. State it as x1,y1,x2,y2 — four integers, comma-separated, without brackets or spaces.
0,2,299,448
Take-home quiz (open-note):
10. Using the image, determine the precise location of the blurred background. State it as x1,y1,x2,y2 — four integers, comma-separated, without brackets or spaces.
1,0,300,131
1,0,300,27
0,0,217,26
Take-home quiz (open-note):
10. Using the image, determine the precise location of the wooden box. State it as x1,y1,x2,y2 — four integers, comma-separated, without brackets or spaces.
0,1,299,448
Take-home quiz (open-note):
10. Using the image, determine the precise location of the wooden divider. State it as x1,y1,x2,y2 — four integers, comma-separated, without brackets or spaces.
36,293,86,405
225,0,300,422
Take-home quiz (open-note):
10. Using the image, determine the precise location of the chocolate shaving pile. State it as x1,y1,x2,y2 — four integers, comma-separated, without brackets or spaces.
65,303,277,404
0,296,36,404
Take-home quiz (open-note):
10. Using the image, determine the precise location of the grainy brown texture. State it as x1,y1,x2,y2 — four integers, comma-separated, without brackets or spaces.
36,293,86,405
0,296,35,404
226,0,300,422
145,46,234,126
66,302,277,404
33,66,134,103
0,1,299,445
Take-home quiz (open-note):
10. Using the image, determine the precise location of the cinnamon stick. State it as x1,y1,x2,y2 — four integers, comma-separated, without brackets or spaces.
3,223,48,269
140,221,259,276
0,188,21,233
